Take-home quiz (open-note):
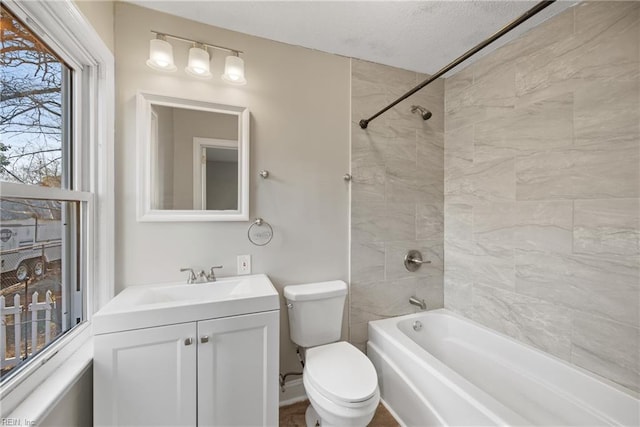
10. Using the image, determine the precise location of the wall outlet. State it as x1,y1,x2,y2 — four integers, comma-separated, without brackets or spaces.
237,255,251,275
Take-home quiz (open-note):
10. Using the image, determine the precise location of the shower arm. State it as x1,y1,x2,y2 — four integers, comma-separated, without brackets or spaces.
358,0,556,129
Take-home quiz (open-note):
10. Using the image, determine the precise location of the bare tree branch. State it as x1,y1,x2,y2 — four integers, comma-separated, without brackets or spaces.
1,87,61,103
6,148,61,159
1,6,65,186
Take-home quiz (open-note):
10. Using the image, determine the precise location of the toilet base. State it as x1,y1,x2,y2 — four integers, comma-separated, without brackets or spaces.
305,404,321,427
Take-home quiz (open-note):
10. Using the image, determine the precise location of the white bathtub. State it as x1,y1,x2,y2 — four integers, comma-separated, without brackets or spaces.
367,309,639,426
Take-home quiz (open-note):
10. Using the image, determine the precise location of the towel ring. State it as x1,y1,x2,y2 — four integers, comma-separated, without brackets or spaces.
248,218,273,246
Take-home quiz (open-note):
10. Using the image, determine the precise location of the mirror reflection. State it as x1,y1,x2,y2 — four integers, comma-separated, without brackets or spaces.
149,105,239,211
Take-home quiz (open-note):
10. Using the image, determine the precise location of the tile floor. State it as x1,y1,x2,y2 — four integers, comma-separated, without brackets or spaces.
279,399,400,426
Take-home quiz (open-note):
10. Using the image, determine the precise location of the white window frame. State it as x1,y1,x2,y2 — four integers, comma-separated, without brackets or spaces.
0,0,114,419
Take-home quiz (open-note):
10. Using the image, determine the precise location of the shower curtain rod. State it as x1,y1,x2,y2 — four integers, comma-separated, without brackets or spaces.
358,0,556,129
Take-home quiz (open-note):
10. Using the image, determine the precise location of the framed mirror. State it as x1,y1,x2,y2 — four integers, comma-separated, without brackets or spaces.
136,92,249,221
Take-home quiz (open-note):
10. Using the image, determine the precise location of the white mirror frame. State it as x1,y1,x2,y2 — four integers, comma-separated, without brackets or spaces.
136,92,250,222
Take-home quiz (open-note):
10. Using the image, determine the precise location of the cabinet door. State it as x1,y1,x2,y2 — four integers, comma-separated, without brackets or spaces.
197,311,279,427
94,322,197,427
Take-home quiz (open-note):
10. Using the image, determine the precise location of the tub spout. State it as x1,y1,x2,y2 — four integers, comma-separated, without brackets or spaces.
409,296,427,310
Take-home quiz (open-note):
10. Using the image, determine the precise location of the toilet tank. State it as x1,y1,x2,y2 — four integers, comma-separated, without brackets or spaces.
284,281,348,348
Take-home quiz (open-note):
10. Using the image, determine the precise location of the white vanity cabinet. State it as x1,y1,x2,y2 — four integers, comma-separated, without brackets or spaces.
94,322,198,426
197,312,279,426
94,310,279,427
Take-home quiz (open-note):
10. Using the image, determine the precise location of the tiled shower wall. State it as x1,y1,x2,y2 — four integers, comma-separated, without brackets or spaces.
444,2,639,392
349,59,445,351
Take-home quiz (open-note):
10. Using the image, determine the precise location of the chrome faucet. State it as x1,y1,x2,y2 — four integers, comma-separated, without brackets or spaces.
180,266,223,283
409,296,427,310
195,270,208,283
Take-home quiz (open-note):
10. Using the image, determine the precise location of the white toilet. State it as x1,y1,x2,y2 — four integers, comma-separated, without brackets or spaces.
284,280,380,427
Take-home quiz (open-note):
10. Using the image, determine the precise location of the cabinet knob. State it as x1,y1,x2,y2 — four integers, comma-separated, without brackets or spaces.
200,336,209,343
184,338,193,346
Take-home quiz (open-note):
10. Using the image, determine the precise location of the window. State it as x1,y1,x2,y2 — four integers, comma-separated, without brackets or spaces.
0,4,83,383
0,198,81,380
0,0,113,415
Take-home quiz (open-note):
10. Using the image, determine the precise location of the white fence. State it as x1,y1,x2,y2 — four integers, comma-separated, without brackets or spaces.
0,290,54,370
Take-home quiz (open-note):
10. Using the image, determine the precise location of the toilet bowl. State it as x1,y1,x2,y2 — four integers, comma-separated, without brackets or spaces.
284,281,380,426
302,342,380,426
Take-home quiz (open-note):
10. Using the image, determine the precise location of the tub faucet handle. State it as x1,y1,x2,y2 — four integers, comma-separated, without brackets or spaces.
404,250,431,272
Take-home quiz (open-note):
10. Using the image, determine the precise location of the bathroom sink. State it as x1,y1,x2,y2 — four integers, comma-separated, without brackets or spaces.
93,274,279,335
138,278,251,305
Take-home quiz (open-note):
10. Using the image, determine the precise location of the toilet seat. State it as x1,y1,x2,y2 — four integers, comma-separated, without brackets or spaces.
304,375,380,427
304,341,378,406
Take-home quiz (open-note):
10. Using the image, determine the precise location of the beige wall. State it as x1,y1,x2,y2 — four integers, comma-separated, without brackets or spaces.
114,2,350,377
349,59,445,351
74,0,114,53
444,1,640,392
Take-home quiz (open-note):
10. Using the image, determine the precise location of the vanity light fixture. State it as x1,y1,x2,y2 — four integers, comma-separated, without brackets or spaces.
146,34,177,72
185,43,212,79
147,30,246,85
222,52,247,85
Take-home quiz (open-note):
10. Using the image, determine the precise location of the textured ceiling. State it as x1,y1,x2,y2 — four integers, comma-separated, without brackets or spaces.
126,1,577,76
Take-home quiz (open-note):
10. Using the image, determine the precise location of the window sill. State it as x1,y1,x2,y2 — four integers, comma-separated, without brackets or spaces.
1,326,93,423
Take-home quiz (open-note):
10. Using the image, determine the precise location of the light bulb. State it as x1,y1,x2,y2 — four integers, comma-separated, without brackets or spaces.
185,44,212,79
146,36,176,72
222,55,247,85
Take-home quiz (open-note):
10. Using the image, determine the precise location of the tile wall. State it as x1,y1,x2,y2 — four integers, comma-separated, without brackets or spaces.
350,59,445,351
444,1,640,392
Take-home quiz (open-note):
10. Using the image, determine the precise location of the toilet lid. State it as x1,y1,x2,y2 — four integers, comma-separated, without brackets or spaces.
305,342,378,404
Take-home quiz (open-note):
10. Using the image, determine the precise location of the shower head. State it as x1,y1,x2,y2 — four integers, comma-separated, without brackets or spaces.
411,105,432,121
